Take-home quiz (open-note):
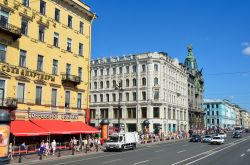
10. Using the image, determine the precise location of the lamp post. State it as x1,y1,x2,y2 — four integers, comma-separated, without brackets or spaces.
115,82,123,133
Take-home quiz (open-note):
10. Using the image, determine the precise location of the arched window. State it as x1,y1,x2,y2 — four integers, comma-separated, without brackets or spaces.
94,82,97,89
142,77,146,86
126,79,129,87
133,65,137,73
100,81,103,89
133,78,137,86
154,64,158,71
106,81,110,88
113,80,116,88
154,77,158,86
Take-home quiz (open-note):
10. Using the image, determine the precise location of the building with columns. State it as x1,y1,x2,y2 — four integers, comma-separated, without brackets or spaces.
89,52,189,133
184,45,205,131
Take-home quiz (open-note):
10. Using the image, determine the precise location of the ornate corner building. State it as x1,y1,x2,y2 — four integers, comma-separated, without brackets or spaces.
0,0,95,122
184,45,205,130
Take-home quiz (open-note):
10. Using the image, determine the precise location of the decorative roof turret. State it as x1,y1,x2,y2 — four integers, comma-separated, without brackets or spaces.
184,44,198,71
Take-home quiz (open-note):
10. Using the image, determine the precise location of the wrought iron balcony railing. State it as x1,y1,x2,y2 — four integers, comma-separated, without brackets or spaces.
61,74,81,85
0,22,21,40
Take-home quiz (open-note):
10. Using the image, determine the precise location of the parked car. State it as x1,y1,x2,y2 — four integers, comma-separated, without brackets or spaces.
217,132,227,139
202,135,213,143
233,132,241,138
190,135,202,142
210,136,225,145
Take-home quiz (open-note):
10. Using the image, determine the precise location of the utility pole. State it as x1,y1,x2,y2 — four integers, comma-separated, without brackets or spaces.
115,82,123,133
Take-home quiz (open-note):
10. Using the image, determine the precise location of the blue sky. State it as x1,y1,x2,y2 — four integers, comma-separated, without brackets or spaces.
83,0,250,111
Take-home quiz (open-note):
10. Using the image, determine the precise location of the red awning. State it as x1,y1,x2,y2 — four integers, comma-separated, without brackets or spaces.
31,120,100,135
11,120,50,137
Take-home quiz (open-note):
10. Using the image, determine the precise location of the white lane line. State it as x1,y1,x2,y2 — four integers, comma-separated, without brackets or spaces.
240,154,245,157
177,150,186,154
171,138,247,165
133,160,149,165
154,149,164,153
247,149,250,152
103,159,121,164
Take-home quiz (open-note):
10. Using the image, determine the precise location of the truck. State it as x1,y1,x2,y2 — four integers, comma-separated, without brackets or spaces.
104,132,139,151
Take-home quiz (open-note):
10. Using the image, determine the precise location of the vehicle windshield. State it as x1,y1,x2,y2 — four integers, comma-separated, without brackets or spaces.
205,136,211,138
219,133,225,135
106,136,119,142
213,137,220,139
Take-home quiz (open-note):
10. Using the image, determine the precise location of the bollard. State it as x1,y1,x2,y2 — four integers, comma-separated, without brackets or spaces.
18,154,22,163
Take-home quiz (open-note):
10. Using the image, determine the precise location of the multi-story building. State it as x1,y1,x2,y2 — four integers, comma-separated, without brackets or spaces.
90,52,189,133
239,109,249,129
0,0,95,122
204,99,237,130
184,45,204,130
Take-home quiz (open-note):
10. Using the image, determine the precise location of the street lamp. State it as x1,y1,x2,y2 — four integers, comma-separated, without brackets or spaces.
115,81,123,133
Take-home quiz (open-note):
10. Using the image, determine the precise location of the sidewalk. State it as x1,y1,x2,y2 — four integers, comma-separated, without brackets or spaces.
9,138,188,164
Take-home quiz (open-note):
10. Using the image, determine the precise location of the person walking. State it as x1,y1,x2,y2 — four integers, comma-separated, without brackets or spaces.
51,140,56,155
8,142,13,160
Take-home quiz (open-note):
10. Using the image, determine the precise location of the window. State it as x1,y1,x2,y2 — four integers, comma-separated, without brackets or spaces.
216,104,219,108
119,67,122,74
68,15,72,28
21,19,28,35
154,89,159,100
94,70,97,76
153,107,160,118
168,109,171,119
127,108,136,119
22,0,29,6
66,63,71,75
19,50,26,67
78,67,82,81
65,91,70,108
94,94,97,102
101,109,109,118
133,65,137,73
106,81,110,88
154,77,158,85
0,10,9,29
112,93,116,102
212,119,214,124
100,69,103,76
52,59,58,75
142,64,146,72
94,82,97,89
126,66,129,73
106,94,109,102
67,38,72,52
217,119,219,124
40,0,46,15
113,108,122,119
173,109,176,120
216,111,219,116
133,78,137,86
100,81,103,89
0,80,5,105
100,94,103,102
126,79,129,87
90,109,96,119
142,91,146,100
207,111,210,115
133,92,136,101
113,67,116,75
154,64,158,71
77,93,82,109
51,88,57,107
53,32,59,47
80,21,84,34
212,111,214,116
79,43,83,56
55,8,60,22
0,44,6,62
142,78,146,86
106,68,109,75
37,55,43,71
17,83,25,103
126,92,129,101
119,92,122,101
113,80,116,88
38,25,45,42
141,107,147,118
119,81,122,87
35,86,42,105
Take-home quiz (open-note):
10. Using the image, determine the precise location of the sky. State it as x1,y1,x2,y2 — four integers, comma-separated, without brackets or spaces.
83,0,250,111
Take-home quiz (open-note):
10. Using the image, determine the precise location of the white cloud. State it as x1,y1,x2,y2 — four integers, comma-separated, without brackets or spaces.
242,46,250,56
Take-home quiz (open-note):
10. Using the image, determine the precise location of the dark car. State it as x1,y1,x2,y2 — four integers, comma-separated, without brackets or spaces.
233,132,241,138
190,135,202,142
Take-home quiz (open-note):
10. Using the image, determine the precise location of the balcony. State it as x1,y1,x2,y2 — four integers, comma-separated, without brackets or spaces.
0,22,21,40
0,97,18,110
61,74,81,86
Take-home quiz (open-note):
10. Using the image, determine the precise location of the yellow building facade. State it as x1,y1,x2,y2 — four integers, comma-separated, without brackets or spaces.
0,0,95,122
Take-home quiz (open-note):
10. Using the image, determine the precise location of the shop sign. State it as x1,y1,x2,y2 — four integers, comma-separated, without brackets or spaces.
28,112,79,120
0,63,55,82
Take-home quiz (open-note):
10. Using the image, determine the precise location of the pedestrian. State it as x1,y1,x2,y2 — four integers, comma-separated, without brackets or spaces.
8,142,13,160
45,141,50,156
73,137,77,151
51,140,56,155
38,141,45,157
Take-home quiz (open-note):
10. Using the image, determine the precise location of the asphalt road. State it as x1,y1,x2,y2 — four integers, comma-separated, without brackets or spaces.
23,133,250,165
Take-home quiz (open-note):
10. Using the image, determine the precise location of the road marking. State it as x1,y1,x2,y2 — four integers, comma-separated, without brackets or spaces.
133,160,149,165
171,138,247,165
103,159,121,164
154,149,164,152
185,139,247,165
247,149,250,152
240,154,245,157
177,150,186,154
